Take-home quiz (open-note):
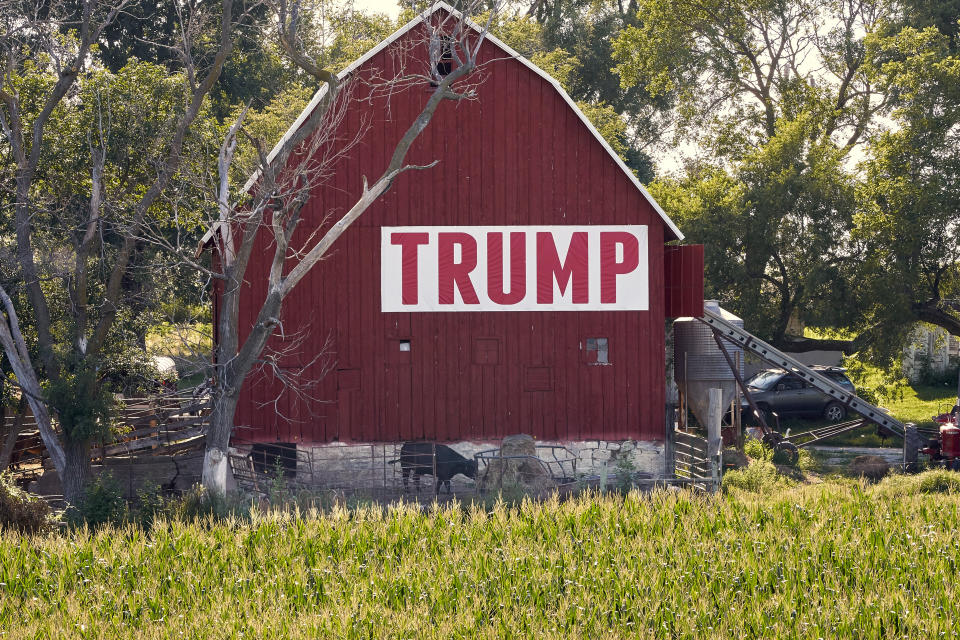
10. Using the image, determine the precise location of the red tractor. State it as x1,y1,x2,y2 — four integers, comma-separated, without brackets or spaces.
922,404,960,469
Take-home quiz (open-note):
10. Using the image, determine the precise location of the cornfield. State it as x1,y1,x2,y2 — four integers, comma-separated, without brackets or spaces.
2,474,960,639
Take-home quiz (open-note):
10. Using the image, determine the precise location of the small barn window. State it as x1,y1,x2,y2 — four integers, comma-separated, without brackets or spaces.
584,338,609,365
399,340,411,352
337,368,360,391
250,443,297,477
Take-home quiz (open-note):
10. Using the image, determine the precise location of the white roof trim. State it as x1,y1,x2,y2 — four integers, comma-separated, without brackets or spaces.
202,1,683,247
478,29,684,241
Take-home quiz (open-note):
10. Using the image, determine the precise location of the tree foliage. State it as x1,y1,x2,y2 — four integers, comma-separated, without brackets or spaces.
0,0,236,504
848,23,960,361
613,0,960,359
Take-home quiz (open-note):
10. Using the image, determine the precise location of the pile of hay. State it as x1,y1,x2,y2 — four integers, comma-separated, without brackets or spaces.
849,455,890,481
479,434,555,494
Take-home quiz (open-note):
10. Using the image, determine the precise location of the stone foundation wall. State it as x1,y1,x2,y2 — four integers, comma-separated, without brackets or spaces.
244,439,665,493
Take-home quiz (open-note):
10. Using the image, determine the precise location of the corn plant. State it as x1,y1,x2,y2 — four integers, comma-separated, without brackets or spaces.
1,474,960,638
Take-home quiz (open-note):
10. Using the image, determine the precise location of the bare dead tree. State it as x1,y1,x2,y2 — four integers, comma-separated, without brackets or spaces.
145,1,499,492
0,0,239,504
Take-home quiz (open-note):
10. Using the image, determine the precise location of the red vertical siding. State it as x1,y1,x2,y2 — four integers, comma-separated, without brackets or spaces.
231,21,677,444
664,244,705,318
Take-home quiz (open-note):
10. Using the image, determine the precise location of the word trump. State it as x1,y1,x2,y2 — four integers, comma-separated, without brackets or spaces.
381,226,648,312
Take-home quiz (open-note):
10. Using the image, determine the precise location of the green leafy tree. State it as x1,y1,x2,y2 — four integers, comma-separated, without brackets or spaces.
0,0,236,505
81,0,293,117
847,23,960,362
613,0,894,350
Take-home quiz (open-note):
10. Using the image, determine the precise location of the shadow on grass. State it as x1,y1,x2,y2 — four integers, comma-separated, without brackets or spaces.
774,418,898,448
913,384,958,403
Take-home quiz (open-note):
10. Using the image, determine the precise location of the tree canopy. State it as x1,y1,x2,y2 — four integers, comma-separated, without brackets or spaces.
611,0,960,361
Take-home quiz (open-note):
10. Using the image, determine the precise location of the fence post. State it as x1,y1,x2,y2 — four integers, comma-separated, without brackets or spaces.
664,403,676,479
903,423,920,472
707,388,723,492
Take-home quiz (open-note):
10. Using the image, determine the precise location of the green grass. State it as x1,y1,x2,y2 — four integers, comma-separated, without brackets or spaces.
3,478,960,638
776,418,892,447
841,353,957,428
771,377,955,447
884,382,957,426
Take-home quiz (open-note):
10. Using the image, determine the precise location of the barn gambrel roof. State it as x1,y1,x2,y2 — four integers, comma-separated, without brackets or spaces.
242,1,683,241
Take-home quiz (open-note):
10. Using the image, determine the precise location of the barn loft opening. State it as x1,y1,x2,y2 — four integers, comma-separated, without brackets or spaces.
431,37,455,86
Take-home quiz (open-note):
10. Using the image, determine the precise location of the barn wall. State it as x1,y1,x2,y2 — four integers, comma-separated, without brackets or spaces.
233,24,671,444
664,245,704,318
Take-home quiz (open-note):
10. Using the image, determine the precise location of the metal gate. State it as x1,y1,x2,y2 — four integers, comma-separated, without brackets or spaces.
672,429,721,492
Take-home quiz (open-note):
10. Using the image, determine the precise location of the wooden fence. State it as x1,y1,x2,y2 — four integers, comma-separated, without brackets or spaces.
2,392,209,490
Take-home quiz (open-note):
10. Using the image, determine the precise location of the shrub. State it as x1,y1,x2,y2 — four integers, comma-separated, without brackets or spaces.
0,473,53,534
174,485,252,522
70,473,126,528
133,481,172,529
840,355,906,405
795,448,816,472
743,437,770,461
722,460,789,493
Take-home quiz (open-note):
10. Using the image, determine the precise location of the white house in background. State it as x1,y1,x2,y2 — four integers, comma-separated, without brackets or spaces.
903,325,960,383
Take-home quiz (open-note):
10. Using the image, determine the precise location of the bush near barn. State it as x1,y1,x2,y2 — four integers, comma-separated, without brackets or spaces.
0,474,53,534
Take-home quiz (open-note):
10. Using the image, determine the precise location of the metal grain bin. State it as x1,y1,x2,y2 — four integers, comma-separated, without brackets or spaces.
674,301,743,428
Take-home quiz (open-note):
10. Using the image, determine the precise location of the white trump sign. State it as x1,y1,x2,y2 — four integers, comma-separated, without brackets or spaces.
381,225,648,312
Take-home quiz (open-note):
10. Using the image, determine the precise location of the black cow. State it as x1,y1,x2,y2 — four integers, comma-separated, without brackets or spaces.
389,442,478,494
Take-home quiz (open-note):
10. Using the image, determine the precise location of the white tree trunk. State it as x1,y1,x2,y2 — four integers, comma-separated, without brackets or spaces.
201,447,232,495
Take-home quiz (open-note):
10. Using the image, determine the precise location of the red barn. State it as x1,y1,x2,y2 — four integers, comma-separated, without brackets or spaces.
224,4,703,453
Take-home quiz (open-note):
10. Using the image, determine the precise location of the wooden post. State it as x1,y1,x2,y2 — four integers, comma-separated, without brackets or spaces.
707,388,724,492
903,423,920,472
734,351,743,449
664,403,676,479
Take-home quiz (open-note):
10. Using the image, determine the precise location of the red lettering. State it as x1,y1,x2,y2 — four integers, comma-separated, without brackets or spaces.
600,232,640,303
391,232,430,304
537,232,589,304
438,232,480,304
487,232,526,305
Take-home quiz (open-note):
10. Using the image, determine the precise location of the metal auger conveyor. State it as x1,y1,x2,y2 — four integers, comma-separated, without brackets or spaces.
699,307,906,440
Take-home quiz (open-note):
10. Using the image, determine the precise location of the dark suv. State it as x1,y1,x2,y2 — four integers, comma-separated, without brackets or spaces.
742,366,856,423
